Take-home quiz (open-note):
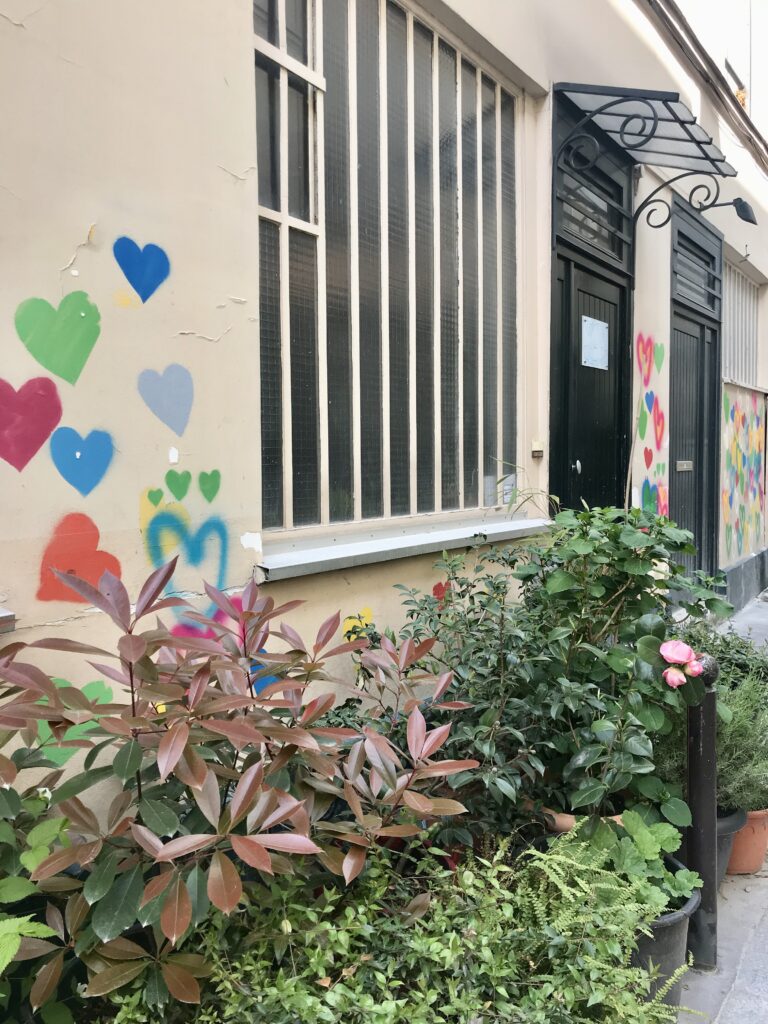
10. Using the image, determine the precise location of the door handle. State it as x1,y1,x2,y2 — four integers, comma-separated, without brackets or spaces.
571,459,582,475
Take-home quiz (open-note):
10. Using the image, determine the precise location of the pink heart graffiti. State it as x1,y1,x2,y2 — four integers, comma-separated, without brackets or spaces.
653,396,665,451
636,333,654,388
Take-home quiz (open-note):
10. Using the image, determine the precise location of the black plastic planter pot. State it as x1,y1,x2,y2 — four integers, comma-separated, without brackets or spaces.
633,885,702,1008
717,808,747,888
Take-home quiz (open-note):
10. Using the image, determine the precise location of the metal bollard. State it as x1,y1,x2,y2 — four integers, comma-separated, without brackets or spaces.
686,654,719,970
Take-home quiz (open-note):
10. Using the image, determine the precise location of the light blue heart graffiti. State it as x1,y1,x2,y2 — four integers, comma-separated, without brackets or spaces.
145,511,229,623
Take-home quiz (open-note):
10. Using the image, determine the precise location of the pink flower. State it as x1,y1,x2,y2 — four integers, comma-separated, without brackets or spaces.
660,640,695,665
685,659,704,677
663,666,687,689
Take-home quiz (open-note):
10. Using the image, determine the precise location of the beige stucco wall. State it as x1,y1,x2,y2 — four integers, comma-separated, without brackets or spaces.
3,0,768,673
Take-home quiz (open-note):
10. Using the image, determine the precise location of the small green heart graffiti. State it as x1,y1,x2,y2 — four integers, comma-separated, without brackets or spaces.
165,469,191,501
638,402,649,440
148,488,164,507
199,470,221,503
653,343,664,373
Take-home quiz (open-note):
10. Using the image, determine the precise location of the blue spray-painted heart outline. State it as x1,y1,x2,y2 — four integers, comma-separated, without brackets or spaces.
145,512,228,621
50,427,114,495
641,478,659,513
113,236,170,303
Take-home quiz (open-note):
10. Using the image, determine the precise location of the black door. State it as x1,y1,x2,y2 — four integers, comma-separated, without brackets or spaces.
552,254,628,508
669,312,719,573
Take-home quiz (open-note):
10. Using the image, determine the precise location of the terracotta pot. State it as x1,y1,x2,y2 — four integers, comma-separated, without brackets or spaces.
727,809,768,875
542,807,623,834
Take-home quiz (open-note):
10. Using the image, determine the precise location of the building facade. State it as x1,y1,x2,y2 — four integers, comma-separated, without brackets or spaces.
2,0,768,677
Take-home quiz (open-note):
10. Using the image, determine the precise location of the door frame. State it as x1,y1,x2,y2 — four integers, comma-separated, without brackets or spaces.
550,236,633,509
668,197,723,575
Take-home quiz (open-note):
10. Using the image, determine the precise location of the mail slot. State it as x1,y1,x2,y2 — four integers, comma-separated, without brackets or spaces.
676,460,693,472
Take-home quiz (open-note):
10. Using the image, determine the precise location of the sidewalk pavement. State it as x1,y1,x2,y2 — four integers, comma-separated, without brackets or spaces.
679,594,768,1022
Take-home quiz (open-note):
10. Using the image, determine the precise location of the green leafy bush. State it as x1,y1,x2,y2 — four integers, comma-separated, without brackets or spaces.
98,830,681,1024
394,507,727,828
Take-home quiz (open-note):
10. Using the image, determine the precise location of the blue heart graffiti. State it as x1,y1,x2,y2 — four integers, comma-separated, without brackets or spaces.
50,427,114,495
113,236,170,303
145,511,228,622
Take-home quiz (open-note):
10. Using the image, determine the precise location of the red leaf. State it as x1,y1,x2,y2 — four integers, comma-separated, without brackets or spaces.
187,663,211,709
207,851,242,914
174,746,208,790
201,718,266,750
155,834,217,863
31,845,83,881
300,692,335,727
402,790,434,813
230,835,273,874
229,762,264,827
203,581,241,621
30,637,114,657
192,769,221,829
100,571,131,629
131,823,163,857
157,722,189,781
140,869,174,907
342,846,366,884
161,962,201,1004
30,951,63,1010
160,875,192,945
415,759,479,778
420,723,451,760
0,752,17,786
314,611,341,653
118,634,147,664
51,569,124,626
134,558,178,618
406,705,426,760
257,833,321,855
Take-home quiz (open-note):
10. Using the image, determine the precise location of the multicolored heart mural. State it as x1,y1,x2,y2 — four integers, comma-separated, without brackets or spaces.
145,511,229,621
165,469,191,501
636,333,654,387
199,470,221,503
137,363,193,436
0,377,62,471
15,292,101,385
37,513,121,602
50,427,114,496
113,236,170,302
652,396,665,451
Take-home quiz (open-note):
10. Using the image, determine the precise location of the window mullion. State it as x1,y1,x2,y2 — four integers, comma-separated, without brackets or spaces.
379,0,391,519
279,64,294,528
406,12,417,516
253,35,326,91
431,30,442,513
348,0,362,521
456,57,464,510
475,66,484,508
315,0,329,525
495,82,503,503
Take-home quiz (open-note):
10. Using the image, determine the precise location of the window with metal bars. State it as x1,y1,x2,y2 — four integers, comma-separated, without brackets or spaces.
255,0,517,531
723,260,760,388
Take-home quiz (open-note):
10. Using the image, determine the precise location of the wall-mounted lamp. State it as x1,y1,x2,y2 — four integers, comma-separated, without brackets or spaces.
707,196,758,225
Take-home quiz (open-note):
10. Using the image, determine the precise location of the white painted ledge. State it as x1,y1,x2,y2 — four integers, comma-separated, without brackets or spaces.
261,517,550,581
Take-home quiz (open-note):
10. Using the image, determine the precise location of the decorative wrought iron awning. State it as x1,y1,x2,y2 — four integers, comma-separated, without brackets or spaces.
553,83,755,252
555,83,736,178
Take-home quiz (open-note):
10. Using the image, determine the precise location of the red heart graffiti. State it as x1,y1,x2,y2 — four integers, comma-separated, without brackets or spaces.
636,333,654,388
0,377,62,471
644,447,653,469
37,513,122,602
653,396,665,450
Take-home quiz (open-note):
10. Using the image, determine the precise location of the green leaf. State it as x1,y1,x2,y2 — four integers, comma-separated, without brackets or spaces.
493,777,518,801
0,934,20,975
0,877,37,903
635,775,665,800
50,766,113,805
92,865,144,942
635,614,666,640
590,720,617,744
114,740,143,784
635,635,662,667
564,745,604,776
633,705,666,731
0,791,21,820
41,1003,75,1024
545,569,578,595
624,734,653,758
661,798,692,828
650,822,682,854
139,800,180,838
0,823,15,847
19,847,50,873
569,780,608,810
186,866,210,927
26,818,67,850
83,851,118,906
612,837,648,876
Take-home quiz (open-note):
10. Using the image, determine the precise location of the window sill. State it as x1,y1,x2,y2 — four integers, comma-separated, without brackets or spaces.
260,516,550,582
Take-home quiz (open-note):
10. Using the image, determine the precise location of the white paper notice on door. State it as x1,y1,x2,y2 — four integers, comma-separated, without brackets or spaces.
581,315,609,370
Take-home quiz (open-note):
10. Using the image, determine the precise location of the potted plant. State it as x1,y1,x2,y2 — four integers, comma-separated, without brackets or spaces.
718,671,768,874
591,811,702,1008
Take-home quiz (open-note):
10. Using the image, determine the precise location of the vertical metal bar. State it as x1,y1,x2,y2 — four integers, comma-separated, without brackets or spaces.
495,82,503,501
315,0,329,525
379,0,391,518
432,30,442,512
406,11,418,516
456,55,464,510
348,0,362,521
687,659,719,970
475,66,484,507
279,61,293,529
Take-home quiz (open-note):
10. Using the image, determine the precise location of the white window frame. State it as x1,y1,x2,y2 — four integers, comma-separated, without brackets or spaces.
255,0,526,547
